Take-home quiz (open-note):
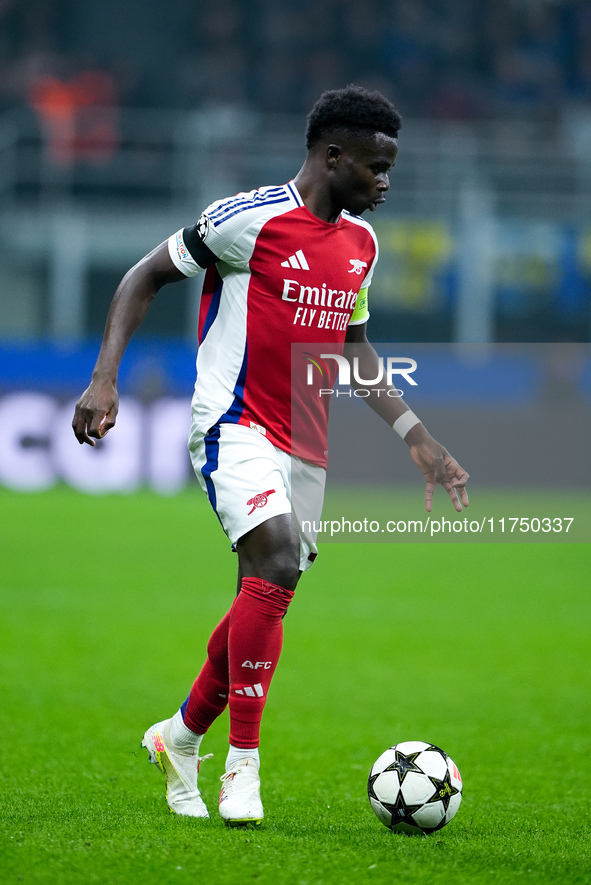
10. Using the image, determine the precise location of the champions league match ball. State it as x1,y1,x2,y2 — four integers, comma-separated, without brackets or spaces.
367,741,463,835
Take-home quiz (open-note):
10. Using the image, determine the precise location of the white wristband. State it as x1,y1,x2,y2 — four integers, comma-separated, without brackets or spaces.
392,410,421,439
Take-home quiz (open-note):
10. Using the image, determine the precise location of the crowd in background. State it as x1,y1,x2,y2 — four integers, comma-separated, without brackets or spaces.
1,0,590,122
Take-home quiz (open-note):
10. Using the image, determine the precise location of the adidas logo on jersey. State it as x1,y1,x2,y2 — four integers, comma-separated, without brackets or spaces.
234,683,264,697
281,249,309,270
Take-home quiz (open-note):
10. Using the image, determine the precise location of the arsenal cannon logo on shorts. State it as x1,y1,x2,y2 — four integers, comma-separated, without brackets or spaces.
246,489,276,515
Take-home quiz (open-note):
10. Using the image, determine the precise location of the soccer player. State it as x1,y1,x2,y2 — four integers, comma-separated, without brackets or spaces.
72,85,469,827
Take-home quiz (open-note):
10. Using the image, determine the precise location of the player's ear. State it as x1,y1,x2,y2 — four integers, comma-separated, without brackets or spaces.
326,144,341,169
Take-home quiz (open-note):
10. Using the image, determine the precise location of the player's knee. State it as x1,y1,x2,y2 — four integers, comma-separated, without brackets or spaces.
262,549,300,591
238,542,300,591
237,515,300,590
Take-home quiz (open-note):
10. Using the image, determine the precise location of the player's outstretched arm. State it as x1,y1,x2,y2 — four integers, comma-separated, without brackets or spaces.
72,242,185,446
344,322,469,511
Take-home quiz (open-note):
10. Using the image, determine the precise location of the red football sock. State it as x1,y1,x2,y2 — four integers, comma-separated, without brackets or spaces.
182,609,231,734
228,577,294,749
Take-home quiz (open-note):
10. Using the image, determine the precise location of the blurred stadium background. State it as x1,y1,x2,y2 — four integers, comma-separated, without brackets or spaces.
0,0,590,495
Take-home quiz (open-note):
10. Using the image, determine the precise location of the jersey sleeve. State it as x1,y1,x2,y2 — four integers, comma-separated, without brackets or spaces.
348,287,370,326
169,188,290,275
359,233,378,291
190,186,295,270
348,222,377,326
168,228,206,277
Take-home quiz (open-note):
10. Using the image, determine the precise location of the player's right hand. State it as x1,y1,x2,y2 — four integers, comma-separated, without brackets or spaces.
72,382,119,446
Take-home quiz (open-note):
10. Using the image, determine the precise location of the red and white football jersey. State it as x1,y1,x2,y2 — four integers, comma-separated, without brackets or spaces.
168,181,379,466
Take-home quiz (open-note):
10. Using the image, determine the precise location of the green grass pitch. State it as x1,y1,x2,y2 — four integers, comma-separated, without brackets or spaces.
1,486,590,885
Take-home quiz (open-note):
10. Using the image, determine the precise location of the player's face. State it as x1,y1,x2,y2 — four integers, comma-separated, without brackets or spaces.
330,134,398,216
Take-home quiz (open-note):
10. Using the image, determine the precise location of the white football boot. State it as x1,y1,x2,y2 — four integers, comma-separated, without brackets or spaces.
219,758,264,826
142,718,211,818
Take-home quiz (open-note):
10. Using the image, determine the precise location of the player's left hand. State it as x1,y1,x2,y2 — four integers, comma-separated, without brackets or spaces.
408,437,470,513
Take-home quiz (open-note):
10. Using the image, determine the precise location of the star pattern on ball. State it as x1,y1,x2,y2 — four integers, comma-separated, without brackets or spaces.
425,768,460,813
382,789,422,826
384,750,423,784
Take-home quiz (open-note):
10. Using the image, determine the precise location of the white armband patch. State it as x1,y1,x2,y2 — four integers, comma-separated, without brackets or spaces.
168,229,205,277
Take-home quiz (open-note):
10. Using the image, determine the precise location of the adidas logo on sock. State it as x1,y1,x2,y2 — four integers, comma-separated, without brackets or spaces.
234,683,264,698
281,250,309,270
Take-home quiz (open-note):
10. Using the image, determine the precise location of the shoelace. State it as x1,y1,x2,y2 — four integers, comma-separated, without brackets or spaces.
219,761,258,786
197,752,214,773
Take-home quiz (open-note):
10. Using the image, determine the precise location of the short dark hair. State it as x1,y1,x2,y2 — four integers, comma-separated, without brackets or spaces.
305,84,402,149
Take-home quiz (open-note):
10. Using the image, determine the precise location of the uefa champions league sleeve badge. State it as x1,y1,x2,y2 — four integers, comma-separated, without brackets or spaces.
197,213,210,240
